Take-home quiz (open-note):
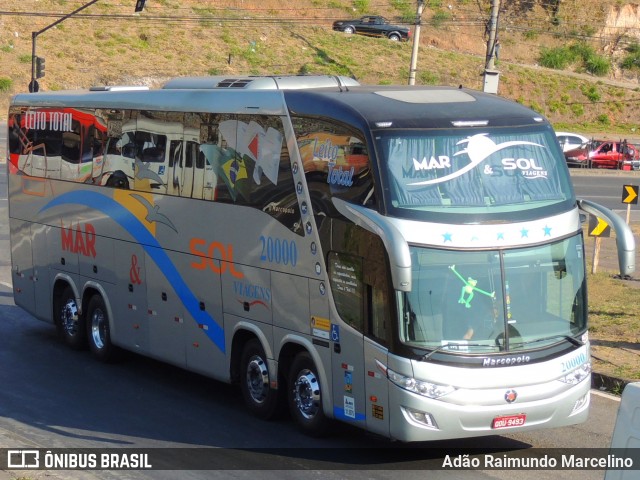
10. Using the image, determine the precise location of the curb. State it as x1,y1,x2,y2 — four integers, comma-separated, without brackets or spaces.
592,372,630,395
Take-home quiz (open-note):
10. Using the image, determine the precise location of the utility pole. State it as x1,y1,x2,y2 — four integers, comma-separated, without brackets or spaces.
408,0,425,85
482,0,501,94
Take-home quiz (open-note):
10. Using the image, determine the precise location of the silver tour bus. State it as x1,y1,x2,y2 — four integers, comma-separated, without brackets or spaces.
7,75,635,441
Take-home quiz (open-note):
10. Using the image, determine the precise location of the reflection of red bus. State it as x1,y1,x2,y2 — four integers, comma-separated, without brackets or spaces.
8,107,107,182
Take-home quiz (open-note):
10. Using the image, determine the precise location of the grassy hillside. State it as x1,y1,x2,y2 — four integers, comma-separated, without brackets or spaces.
2,0,640,134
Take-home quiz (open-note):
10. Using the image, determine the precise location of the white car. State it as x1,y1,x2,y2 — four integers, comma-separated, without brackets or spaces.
555,132,590,153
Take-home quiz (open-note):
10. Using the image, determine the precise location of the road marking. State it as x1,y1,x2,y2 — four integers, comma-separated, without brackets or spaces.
0,280,13,289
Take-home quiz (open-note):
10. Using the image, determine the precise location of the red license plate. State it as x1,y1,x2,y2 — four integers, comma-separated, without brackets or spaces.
492,414,526,429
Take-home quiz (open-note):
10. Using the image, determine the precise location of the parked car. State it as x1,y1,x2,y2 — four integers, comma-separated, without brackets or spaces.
555,131,590,153
564,140,639,169
332,15,410,41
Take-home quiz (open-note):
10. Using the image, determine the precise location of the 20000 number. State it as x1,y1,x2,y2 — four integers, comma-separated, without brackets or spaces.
260,236,297,267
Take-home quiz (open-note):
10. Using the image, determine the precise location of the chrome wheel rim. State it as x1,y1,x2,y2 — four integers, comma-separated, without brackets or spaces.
293,369,320,419
61,298,79,336
90,307,106,350
246,355,269,404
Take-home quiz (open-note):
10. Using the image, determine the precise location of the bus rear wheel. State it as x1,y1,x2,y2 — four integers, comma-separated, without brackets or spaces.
288,352,327,436
86,294,116,362
55,286,86,350
240,339,279,419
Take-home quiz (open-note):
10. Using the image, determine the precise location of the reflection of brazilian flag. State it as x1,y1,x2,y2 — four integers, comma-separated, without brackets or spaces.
220,155,252,202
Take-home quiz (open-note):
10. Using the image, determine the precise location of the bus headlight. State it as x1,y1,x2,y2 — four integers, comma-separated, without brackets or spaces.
558,362,591,385
387,367,456,399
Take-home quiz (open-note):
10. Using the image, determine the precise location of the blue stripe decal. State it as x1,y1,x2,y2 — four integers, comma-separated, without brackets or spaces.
333,407,366,422
40,190,226,353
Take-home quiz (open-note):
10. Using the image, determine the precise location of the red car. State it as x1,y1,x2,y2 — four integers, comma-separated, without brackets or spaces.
564,140,638,169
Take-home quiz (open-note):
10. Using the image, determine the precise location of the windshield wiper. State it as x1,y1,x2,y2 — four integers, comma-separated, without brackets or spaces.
422,342,498,361
515,334,584,348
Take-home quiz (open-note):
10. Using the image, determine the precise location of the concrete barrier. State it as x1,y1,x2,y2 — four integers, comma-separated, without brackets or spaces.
605,382,640,480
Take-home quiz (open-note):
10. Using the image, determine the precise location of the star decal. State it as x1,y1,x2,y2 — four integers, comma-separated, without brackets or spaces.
543,225,552,236
497,232,505,241
520,228,529,238
443,232,453,243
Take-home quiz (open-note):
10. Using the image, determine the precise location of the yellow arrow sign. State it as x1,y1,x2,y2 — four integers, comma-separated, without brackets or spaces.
622,185,639,204
589,217,610,237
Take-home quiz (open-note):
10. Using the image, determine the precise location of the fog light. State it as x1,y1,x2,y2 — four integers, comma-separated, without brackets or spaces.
403,407,439,429
571,393,590,415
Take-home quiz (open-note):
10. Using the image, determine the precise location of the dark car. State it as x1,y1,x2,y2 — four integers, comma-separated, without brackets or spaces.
332,15,410,41
564,140,639,169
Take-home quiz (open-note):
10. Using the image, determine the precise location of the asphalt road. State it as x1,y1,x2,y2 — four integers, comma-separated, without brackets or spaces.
0,289,624,480
571,170,640,224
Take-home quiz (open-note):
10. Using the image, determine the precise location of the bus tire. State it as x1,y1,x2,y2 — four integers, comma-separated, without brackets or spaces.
86,294,117,362
240,339,279,419
55,286,87,350
288,351,328,436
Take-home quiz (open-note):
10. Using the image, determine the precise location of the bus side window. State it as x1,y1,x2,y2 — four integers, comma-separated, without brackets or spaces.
212,114,303,235
366,275,391,346
292,116,375,217
328,251,364,333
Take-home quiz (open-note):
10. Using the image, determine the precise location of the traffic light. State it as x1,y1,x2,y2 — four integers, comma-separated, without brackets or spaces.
135,0,146,12
35,56,45,79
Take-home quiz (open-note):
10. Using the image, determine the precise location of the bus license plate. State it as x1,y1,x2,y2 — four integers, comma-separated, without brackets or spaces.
492,414,526,429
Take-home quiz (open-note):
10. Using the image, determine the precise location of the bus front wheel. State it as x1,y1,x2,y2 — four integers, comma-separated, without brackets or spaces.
288,352,328,436
240,339,279,419
55,286,87,350
86,294,116,362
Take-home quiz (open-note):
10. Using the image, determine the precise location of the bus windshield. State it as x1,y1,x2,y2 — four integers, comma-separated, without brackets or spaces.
400,234,586,354
377,126,573,220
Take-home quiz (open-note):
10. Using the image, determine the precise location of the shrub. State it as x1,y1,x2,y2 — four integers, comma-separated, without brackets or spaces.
353,0,370,14
581,85,601,102
391,0,413,19
419,71,439,85
569,43,595,61
431,10,452,28
529,101,543,114
538,47,573,69
0,77,12,92
571,104,585,116
621,43,640,71
585,55,610,76
596,114,610,126
548,100,567,114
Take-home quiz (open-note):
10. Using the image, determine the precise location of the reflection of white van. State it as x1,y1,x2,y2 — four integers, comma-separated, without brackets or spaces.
101,118,216,200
